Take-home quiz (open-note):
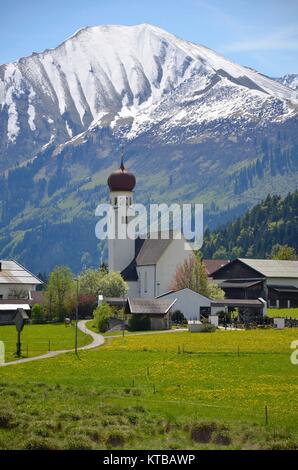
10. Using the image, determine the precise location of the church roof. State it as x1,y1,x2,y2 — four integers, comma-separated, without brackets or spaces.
121,233,178,281
107,152,136,192
136,238,172,266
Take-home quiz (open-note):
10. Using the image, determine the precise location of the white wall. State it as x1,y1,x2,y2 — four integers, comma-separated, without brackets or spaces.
127,281,140,297
137,265,156,298
0,283,36,299
156,238,193,297
157,288,211,320
108,190,135,273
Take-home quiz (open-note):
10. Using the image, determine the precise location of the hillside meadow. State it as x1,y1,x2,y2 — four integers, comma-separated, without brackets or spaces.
0,327,298,449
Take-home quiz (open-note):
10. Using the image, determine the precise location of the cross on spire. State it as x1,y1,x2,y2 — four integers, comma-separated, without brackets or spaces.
120,145,125,171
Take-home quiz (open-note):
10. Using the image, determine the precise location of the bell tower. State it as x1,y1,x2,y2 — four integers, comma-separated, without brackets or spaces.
107,151,136,273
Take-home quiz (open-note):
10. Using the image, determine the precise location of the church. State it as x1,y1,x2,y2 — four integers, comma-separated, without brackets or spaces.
107,158,193,298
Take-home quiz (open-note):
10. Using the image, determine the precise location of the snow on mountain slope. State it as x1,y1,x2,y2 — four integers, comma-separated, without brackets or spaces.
275,74,298,91
0,23,297,166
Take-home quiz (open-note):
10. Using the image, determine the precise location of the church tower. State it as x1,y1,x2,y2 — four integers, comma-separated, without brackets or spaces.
107,152,136,273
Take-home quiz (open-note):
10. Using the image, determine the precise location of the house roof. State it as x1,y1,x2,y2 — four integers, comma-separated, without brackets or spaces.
211,299,264,308
0,260,42,285
203,259,230,276
126,297,177,315
238,259,298,278
156,287,212,303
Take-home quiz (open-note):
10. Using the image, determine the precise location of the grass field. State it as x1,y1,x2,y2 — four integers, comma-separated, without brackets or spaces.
267,308,298,319
0,326,298,450
0,323,91,362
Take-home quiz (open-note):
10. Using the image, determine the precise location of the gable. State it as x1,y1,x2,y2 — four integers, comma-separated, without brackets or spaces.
212,259,264,280
157,287,211,303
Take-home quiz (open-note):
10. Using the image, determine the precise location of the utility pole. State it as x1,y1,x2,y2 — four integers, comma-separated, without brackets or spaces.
74,278,79,355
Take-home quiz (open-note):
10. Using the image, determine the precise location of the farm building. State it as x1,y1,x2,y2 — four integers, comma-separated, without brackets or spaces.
0,260,42,324
203,259,230,278
156,288,212,320
212,258,298,308
125,297,177,330
0,260,42,299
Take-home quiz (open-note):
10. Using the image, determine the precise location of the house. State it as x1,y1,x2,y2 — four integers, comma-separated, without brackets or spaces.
107,157,193,297
0,260,42,299
125,297,177,330
211,258,298,308
156,288,212,320
0,260,42,324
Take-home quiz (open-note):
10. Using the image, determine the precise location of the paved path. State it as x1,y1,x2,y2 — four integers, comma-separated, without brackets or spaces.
0,320,105,367
0,323,187,367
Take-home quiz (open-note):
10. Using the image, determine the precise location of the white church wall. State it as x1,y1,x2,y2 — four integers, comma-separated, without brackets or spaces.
156,238,193,297
127,281,140,297
108,190,135,273
137,265,156,298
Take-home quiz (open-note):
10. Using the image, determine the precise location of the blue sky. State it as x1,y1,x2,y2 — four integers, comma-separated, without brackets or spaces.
1,0,297,76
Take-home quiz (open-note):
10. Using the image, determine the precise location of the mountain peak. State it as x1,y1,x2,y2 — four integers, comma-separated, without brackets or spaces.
0,23,296,156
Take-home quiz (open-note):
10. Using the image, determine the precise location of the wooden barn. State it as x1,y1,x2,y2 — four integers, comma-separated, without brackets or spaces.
212,258,298,308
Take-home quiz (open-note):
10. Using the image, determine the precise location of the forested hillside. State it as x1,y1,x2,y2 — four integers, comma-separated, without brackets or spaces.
202,191,298,259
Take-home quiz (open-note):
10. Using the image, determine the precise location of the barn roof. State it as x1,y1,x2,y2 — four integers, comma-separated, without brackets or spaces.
238,259,298,278
126,297,177,315
0,260,42,285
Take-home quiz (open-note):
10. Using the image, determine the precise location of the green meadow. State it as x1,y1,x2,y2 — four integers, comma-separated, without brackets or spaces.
267,308,298,319
0,323,91,362
0,327,298,449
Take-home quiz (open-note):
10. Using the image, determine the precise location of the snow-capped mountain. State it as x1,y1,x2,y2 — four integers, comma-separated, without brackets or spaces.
275,74,298,91
0,24,298,273
0,24,297,168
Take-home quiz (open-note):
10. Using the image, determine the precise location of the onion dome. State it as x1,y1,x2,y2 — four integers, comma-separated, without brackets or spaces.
107,152,136,192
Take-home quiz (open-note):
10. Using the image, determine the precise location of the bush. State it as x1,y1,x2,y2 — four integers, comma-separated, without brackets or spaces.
171,310,187,324
128,314,151,331
200,322,216,333
31,304,45,324
93,303,112,332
